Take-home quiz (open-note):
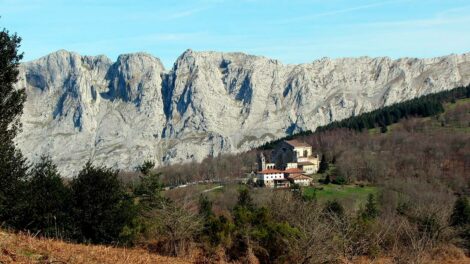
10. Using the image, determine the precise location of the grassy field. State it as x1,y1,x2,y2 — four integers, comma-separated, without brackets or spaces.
303,184,379,208
444,97,470,110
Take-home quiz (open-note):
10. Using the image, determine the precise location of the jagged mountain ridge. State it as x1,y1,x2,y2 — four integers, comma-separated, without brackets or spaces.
15,49,470,176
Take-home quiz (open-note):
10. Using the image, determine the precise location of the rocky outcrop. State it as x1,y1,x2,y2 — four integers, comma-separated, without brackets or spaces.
15,49,470,176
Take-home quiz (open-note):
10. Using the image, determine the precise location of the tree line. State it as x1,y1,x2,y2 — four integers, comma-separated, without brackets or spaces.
260,85,470,149
316,85,470,133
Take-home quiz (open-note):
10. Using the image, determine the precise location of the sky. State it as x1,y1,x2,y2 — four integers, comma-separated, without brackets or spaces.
1,0,469,68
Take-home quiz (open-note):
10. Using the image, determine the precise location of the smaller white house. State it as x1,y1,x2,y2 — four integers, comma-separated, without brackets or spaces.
256,169,286,188
287,173,313,186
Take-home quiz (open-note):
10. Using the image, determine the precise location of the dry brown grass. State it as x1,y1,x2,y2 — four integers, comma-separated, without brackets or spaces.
348,245,470,264
0,230,192,264
1,229,470,264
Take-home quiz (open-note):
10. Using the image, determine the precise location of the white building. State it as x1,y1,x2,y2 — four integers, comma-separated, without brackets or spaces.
256,153,313,188
256,169,288,188
287,173,313,186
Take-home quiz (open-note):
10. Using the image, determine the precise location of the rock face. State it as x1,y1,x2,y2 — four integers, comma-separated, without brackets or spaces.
15,49,470,176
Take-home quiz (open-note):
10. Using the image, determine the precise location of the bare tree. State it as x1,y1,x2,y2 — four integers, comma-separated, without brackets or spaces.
146,201,202,257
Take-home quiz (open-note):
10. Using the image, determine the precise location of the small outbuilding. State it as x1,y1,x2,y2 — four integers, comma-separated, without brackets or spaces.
287,173,313,186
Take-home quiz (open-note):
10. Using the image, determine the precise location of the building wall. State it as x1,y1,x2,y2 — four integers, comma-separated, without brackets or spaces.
286,162,297,169
293,146,312,159
293,179,311,186
266,163,276,169
301,165,316,175
257,172,284,187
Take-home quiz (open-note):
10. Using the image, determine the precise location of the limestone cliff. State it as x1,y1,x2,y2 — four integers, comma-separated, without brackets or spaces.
15,49,470,176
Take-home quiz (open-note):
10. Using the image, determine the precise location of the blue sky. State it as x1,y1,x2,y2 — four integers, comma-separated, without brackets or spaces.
1,0,469,68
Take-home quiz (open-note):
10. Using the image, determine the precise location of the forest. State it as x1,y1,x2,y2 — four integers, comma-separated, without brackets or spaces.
260,85,470,149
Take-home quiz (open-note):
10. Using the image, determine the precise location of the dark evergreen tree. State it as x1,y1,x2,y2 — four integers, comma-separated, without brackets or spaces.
70,162,137,244
198,194,213,219
361,194,379,220
236,187,254,210
198,194,234,256
0,27,28,227
324,174,331,184
450,196,470,227
23,156,71,237
229,188,255,260
332,175,347,185
137,160,155,175
133,167,164,209
229,187,298,262
380,124,388,133
323,200,344,218
318,154,329,173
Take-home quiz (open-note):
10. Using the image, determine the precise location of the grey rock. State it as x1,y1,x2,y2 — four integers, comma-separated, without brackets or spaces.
15,49,470,176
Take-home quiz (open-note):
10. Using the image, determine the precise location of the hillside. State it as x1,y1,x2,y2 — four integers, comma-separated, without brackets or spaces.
0,230,191,264
2,229,469,264
15,50,470,176
149,93,470,263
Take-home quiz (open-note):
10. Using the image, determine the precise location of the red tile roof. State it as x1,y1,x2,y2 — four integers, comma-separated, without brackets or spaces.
283,168,304,174
285,139,311,148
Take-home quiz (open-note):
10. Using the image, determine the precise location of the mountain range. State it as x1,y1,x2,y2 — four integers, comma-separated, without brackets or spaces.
15,49,470,176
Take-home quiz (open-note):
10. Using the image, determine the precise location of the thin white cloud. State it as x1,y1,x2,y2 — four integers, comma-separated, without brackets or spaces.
272,0,410,25
436,5,470,17
66,32,208,50
134,32,209,42
352,5,470,28
0,0,42,13
165,6,211,20
357,17,469,29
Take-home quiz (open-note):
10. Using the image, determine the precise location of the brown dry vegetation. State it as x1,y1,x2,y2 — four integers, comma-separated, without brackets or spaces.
0,229,191,264
155,152,258,186
1,229,469,264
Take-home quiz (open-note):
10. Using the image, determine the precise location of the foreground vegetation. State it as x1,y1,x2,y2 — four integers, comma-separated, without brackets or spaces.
0,229,190,264
303,185,378,203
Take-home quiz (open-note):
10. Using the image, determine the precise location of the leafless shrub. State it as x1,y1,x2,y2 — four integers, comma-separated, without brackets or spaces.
268,192,339,263
144,201,202,257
